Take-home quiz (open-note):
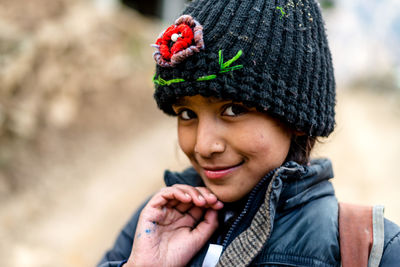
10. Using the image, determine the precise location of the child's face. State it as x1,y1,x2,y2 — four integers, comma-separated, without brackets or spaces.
172,95,292,202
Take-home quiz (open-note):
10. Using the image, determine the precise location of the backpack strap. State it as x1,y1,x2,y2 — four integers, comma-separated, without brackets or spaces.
339,202,385,267
368,205,385,267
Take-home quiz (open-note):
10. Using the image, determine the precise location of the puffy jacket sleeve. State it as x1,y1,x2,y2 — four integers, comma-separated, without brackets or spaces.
97,198,150,267
379,219,400,266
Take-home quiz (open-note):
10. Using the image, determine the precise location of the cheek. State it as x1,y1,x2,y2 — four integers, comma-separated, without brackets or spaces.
238,130,270,154
177,126,195,156
242,128,291,160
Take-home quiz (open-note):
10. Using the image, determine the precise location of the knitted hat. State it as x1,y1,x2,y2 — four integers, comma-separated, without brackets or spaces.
152,0,336,137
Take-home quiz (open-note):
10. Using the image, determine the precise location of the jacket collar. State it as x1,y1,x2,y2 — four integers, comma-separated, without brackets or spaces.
217,159,335,266
277,158,334,210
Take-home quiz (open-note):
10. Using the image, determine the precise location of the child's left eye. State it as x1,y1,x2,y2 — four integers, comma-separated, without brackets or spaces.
223,104,248,117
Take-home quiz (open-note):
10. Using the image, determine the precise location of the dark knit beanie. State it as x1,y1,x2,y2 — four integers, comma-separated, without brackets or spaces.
152,0,336,137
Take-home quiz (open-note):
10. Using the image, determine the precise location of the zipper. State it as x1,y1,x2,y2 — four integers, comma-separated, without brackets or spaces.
221,166,281,249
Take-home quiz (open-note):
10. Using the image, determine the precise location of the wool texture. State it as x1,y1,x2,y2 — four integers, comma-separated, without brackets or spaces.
153,0,336,137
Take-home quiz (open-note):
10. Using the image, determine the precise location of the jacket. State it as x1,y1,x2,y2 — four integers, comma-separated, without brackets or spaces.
98,159,400,266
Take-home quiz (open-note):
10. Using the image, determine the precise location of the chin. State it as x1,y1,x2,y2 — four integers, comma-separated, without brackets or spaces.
210,189,244,203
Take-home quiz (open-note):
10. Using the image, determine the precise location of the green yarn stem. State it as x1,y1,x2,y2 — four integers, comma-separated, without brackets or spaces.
276,6,286,19
219,65,243,73
222,50,243,69
153,75,185,86
153,49,243,86
197,74,217,81
218,50,224,69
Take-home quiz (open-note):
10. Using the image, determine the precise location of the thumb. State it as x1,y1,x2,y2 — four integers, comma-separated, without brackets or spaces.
191,209,219,244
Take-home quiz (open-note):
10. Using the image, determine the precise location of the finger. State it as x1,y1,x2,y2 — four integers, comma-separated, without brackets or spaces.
187,206,205,222
196,187,217,204
150,187,192,208
170,206,203,229
209,200,224,210
195,187,223,209
174,202,194,213
182,186,223,209
193,187,224,210
172,184,207,207
166,199,179,208
190,209,219,243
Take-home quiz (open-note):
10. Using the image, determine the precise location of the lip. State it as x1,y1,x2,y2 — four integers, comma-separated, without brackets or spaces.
202,161,244,179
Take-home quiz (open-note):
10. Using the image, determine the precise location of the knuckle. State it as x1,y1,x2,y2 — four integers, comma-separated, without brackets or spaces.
159,186,171,194
172,184,190,190
196,186,209,193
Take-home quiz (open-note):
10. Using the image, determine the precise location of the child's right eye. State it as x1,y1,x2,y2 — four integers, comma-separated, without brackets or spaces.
222,104,249,117
178,109,196,120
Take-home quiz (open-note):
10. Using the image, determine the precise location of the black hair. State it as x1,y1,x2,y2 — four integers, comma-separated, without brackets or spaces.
285,135,317,165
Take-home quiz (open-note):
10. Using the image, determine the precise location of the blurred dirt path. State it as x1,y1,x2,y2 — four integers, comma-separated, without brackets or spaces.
0,118,189,267
315,90,400,222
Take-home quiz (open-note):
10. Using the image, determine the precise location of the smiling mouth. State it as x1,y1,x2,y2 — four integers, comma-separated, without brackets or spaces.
202,161,244,179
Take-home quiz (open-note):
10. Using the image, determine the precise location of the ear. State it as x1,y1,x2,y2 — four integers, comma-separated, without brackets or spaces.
293,130,306,137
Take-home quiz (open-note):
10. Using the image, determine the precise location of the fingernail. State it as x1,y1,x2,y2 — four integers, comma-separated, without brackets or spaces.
185,193,191,199
198,195,205,201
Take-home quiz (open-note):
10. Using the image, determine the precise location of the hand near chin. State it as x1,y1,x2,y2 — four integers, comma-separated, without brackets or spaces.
125,184,224,267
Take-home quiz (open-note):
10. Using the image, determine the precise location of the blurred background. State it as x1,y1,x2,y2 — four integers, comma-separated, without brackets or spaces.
0,0,399,266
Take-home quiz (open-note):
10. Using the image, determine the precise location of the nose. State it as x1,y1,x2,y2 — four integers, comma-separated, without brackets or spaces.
194,118,226,158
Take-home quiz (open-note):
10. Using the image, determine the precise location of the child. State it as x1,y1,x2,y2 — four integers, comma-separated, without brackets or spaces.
98,0,400,266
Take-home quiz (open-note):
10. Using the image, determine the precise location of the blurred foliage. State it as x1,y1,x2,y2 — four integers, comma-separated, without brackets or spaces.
351,70,400,95
320,0,336,9
120,0,160,17
0,0,162,194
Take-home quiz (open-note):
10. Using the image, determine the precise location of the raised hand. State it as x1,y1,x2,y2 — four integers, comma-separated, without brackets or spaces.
125,184,224,267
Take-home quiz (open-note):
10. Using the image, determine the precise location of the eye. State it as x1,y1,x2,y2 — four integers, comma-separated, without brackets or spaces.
178,109,197,120
223,104,248,117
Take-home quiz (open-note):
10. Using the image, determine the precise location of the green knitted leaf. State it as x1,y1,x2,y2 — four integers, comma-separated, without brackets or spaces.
153,75,185,86
197,74,217,81
222,50,243,69
153,50,243,86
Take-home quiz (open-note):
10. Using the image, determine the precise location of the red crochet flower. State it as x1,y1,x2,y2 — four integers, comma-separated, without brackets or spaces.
153,15,204,67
